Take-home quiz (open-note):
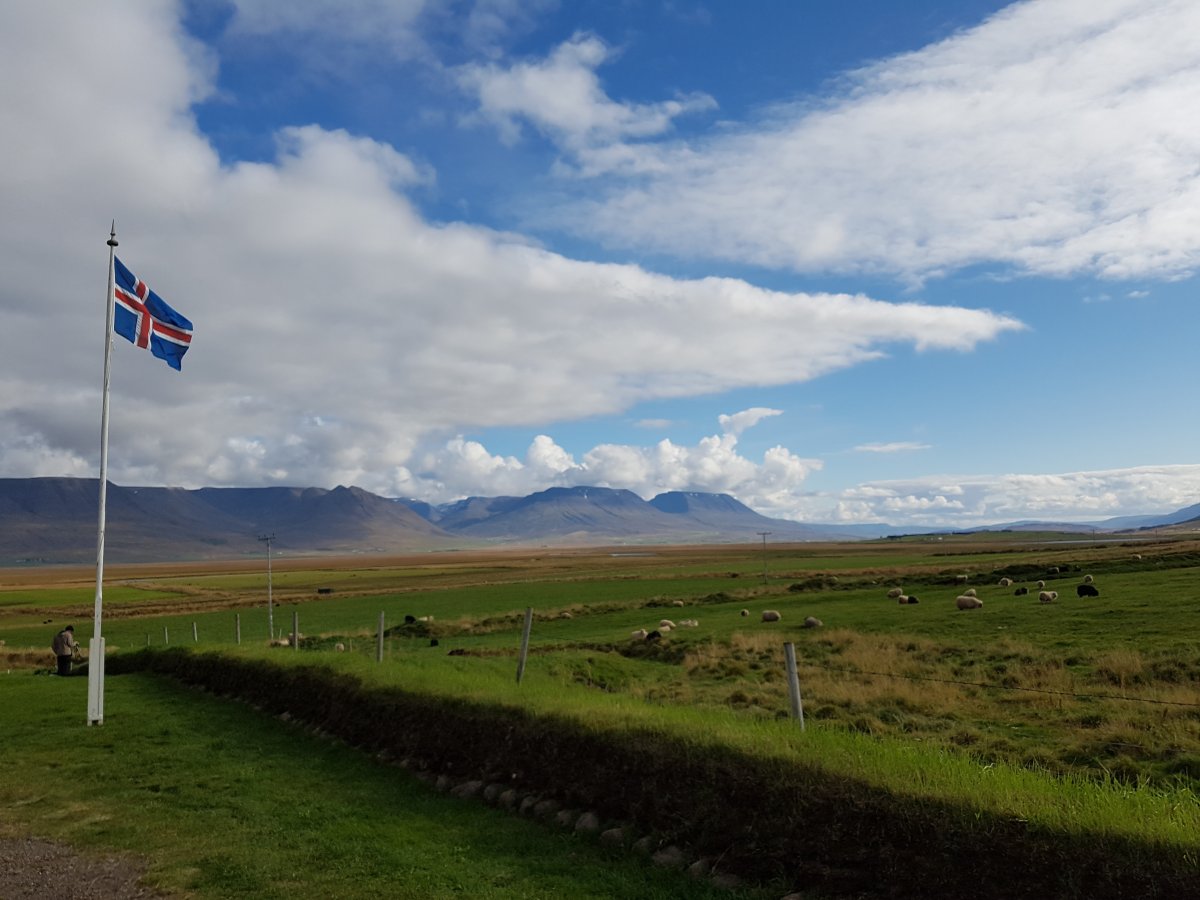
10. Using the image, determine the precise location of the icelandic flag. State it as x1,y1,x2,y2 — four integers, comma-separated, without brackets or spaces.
113,257,193,370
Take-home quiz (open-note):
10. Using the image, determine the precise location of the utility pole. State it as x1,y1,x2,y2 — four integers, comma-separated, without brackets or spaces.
757,531,771,583
258,534,275,638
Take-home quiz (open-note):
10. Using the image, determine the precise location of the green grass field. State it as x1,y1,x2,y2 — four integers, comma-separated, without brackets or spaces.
0,672,763,899
3,537,1199,896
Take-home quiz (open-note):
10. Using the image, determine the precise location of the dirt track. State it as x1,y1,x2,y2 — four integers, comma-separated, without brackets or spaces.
0,837,164,899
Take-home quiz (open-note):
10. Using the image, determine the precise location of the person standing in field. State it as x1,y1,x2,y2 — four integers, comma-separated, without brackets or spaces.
52,625,79,676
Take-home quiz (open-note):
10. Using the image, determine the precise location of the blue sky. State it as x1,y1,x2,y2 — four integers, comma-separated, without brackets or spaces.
1,0,1198,528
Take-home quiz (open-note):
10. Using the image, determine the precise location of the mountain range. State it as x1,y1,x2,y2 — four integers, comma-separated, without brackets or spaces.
1,477,1196,565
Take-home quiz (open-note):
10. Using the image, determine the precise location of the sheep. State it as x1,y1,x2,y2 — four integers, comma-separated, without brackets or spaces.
558,611,573,619
898,594,919,604
658,619,676,629
1047,566,1060,575
644,629,662,642
1036,581,1045,589
416,615,434,622
334,642,346,652
658,624,673,633
1076,583,1100,597
739,609,750,617
677,619,699,627
671,599,686,607
1083,574,1094,584
802,616,823,628
1133,554,1143,560
1038,590,1058,603
998,577,1013,587
630,628,648,640
886,587,904,599
1014,587,1029,596
955,574,969,584
962,588,977,597
761,610,782,622
956,595,983,610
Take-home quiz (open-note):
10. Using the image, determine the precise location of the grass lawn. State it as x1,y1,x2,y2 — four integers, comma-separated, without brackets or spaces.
0,671,765,899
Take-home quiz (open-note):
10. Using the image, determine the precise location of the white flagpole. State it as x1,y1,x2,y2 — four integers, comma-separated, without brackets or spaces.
88,223,118,726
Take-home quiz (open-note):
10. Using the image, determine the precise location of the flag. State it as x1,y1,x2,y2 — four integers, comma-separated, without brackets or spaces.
113,257,193,370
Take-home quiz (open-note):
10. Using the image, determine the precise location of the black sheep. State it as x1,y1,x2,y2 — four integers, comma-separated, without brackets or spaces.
1076,583,1100,597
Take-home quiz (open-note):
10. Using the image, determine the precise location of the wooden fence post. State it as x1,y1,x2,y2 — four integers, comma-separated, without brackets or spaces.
235,613,241,645
516,607,533,684
192,622,198,643
292,610,299,651
784,642,805,729
163,626,169,645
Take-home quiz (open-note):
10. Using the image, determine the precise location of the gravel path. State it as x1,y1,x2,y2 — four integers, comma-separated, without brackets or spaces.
0,837,165,899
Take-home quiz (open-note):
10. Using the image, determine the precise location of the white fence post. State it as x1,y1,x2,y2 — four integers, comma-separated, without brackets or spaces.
192,621,198,642
163,626,169,645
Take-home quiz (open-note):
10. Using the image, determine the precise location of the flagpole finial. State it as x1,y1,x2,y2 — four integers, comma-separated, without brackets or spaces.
108,221,118,248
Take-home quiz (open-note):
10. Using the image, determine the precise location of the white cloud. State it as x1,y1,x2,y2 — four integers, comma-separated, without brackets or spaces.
854,441,932,454
816,465,1200,527
0,2,1020,496
561,0,1200,282
397,410,821,509
718,408,781,436
455,32,716,174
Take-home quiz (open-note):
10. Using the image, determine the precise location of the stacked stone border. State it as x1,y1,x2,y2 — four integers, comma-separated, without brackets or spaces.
110,649,1197,899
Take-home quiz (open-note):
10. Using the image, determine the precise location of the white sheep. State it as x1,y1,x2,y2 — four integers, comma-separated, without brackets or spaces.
963,588,977,597
761,610,782,622
658,619,676,629
886,587,904,599
334,642,346,652
1036,581,1045,589
802,616,823,628
630,628,648,640
998,577,1013,587
671,599,685,607
658,624,673,633
1083,574,1094,584
416,615,434,622
1039,590,1058,603
955,574,969,584
739,609,749,617
956,595,983,610
677,619,699,627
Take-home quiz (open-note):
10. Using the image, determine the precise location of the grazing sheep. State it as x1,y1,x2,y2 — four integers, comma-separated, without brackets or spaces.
898,594,919,604
963,588,977,597
645,629,662,642
1047,566,1060,575
956,595,983,610
658,619,676,629
998,577,1013,587
1014,587,1029,596
1036,581,1045,589
1083,574,1094,584
1076,583,1100,597
761,610,782,622
802,616,823,628
671,599,686,607
416,615,434,622
334,642,346,652
631,628,648,640
1133,554,1143,561
677,619,699,627
1039,590,1058,603
887,587,904,599
739,609,750,617
558,611,573,619
404,614,417,625
955,575,969,584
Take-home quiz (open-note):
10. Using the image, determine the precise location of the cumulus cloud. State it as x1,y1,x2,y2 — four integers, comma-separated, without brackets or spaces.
395,410,822,510
561,0,1200,282
455,32,716,174
0,4,1022,498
